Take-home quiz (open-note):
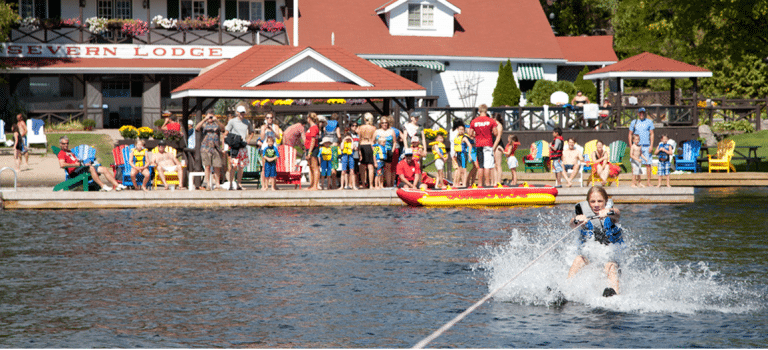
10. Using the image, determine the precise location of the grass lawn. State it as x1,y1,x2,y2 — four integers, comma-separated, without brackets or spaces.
44,133,116,165
718,130,768,172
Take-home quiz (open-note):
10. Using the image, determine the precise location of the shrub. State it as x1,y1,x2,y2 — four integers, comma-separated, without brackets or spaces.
573,66,598,103
81,119,96,130
526,79,558,106
712,120,755,133
554,80,577,103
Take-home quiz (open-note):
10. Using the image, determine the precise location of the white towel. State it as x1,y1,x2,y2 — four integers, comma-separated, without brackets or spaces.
583,103,599,120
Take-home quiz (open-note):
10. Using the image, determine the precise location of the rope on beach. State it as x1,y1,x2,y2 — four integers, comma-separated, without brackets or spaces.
412,227,576,349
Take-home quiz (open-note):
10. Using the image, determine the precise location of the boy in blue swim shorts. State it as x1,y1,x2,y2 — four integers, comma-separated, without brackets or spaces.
262,135,280,191
373,137,386,189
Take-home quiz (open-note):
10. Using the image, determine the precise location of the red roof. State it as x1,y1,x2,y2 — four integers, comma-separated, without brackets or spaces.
286,0,564,60
2,57,219,73
555,36,618,63
172,46,426,98
585,52,712,79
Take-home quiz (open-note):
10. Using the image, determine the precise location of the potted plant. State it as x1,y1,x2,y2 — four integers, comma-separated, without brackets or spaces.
119,125,138,139
137,126,154,139
82,119,96,131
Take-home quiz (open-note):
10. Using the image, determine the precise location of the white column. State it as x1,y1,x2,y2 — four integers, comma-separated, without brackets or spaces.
293,0,298,46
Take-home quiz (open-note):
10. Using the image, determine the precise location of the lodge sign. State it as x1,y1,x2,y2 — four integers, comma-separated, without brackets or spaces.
0,43,249,59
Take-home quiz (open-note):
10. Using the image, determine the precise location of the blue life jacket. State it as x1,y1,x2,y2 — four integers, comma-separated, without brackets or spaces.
575,201,623,245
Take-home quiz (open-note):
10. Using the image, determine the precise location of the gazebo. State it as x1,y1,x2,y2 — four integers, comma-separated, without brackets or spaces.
170,45,427,184
584,52,712,107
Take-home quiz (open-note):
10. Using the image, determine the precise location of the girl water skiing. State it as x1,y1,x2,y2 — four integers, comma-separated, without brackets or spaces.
568,186,623,297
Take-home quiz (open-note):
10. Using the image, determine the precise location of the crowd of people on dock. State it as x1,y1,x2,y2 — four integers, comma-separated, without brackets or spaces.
43,103,682,191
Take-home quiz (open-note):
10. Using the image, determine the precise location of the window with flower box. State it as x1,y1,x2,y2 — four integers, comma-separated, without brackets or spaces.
408,3,434,28
98,0,132,19
20,0,47,18
181,0,206,19
237,0,277,21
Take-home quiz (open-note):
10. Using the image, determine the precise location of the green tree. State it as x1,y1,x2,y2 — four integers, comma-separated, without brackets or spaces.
539,0,616,36
700,54,768,99
573,66,598,102
492,60,521,107
0,1,17,43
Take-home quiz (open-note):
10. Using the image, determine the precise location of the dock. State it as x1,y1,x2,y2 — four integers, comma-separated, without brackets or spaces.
0,185,694,209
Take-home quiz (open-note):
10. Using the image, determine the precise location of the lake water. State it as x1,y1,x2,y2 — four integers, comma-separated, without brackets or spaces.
1,188,767,347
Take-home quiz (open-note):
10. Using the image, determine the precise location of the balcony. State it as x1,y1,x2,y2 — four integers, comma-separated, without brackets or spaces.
8,19,288,46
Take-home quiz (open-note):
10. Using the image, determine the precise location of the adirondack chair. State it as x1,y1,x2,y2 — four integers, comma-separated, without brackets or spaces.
524,139,550,172
122,144,154,188
708,139,736,173
276,145,302,188
52,145,96,191
26,118,47,149
112,144,128,183
607,140,628,172
582,139,598,174
675,140,701,172
0,120,6,145
151,146,182,189
241,145,262,185
557,143,585,187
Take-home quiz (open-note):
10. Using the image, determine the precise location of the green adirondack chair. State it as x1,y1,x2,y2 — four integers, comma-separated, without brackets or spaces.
524,139,550,172
52,145,94,191
608,140,628,172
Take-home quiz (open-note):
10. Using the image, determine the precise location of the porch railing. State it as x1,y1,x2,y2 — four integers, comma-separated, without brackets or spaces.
9,26,289,46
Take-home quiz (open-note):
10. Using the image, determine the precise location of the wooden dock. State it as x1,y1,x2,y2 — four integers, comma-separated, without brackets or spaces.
509,171,768,187
0,185,693,209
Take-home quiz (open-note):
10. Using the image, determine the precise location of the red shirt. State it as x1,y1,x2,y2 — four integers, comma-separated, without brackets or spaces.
470,116,498,147
396,158,421,182
305,124,319,150
166,122,181,132
58,150,79,174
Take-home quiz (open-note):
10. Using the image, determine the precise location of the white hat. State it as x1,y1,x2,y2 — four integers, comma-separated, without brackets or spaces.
318,115,327,122
321,136,333,144
236,105,247,113
188,119,195,126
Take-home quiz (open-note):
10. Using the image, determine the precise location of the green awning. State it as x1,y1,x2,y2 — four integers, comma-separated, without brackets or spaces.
517,63,544,80
369,59,446,72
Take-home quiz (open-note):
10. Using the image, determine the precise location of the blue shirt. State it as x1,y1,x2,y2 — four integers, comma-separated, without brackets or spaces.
629,118,655,146
262,145,280,162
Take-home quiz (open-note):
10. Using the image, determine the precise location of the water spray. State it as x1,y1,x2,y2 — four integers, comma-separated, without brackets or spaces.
413,206,614,349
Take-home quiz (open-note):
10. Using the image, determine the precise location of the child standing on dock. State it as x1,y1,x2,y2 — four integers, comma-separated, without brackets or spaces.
630,134,648,188
319,137,333,190
431,133,448,190
504,135,521,186
655,134,673,188
339,134,357,190
549,127,568,188
262,135,279,191
373,137,386,189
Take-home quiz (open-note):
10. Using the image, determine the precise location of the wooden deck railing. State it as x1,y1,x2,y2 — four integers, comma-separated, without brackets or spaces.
9,26,289,46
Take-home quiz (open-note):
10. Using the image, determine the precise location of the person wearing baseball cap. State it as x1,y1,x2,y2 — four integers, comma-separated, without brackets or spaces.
396,149,421,189
628,107,654,186
224,105,254,190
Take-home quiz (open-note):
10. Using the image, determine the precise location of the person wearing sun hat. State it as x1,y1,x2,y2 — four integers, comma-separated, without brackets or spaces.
628,107,654,187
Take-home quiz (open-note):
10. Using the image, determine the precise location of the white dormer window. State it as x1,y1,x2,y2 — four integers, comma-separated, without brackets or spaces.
408,3,434,28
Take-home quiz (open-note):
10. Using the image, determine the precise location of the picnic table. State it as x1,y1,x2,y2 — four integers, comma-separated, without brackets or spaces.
698,145,763,171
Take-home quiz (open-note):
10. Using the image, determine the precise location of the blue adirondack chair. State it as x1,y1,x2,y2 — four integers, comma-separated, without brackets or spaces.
122,144,154,188
675,140,701,172
52,145,97,191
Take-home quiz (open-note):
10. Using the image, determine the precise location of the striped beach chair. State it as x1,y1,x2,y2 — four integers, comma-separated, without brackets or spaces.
276,145,302,188
242,145,262,185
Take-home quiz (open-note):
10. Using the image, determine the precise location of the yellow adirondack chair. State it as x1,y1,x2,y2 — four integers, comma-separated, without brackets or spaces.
584,140,613,186
708,139,736,173
152,146,183,188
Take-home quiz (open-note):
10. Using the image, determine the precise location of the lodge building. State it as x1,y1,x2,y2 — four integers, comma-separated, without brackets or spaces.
1,0,618,129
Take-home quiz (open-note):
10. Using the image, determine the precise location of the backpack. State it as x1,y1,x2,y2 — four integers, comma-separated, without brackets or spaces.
224,133,247,150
